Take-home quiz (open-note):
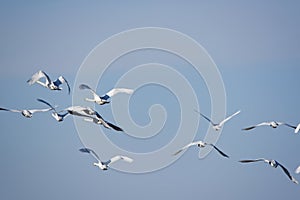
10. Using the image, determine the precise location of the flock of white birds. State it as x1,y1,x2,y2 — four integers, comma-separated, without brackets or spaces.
1,70,300,184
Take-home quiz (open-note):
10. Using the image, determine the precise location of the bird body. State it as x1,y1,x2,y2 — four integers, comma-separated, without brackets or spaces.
21,110,31,117
242,121,297,131
93,161,109,170
0,107,52,118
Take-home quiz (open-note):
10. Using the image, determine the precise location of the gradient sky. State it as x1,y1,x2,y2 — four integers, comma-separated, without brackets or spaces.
0,1,300,199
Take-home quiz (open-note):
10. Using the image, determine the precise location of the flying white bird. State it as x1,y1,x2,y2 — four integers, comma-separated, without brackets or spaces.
37,99,68,122
173,140,229,158
0,106,52,118
37,99,97,122
27,70,71,94
57,106,98,122
79,148,133,170
295,123,300,134
239,158,298,184
295,166,300,174
37,101,122,131
242,121,297,131
79,84,133,105
195,110,241,131
83,111,124,132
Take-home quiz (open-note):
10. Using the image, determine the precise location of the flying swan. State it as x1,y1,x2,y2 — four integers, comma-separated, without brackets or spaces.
27,70,71,94
239,158,298,184
195,110,241,131
0,105,52,118
242,121,297,131
37,98,69,122
79,148,133,170
173,140,229,158
37,99,123,131
79,84,133,105
37,99,97,122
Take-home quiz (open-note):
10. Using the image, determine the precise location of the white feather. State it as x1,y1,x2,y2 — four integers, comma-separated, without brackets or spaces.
105,88,134,98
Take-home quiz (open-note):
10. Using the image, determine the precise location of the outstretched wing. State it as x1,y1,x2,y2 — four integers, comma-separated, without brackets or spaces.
194,109,216,126
106,121,124,132
242,126,257,131
283,123,296,129
79,148,100,161
27,70,50,85
242,122,270,131
37,98,57,111
239,158,266,163
207,144,229,158
84,115,110,129
277,162,299,184
107,155,133,165
79,84,93,91
102,88,134,100
28,108,52,113
219,110,240,126
53,76,71,94
93,111,123,131
173,141,200,156
94,110,105,120
79,84,101,100
0,107,21,113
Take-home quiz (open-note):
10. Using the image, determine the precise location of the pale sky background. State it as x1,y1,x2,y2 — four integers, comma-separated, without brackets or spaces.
0,1,300,199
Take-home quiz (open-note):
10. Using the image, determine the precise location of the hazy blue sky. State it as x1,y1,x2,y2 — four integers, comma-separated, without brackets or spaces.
0,1,300,199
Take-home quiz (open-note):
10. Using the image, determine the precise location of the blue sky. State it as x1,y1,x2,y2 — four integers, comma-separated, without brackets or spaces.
0,1,300,199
